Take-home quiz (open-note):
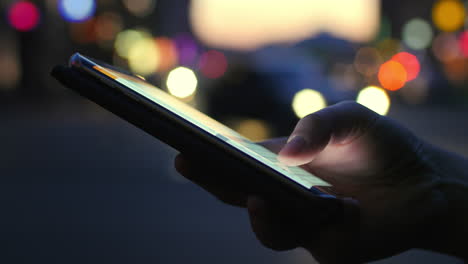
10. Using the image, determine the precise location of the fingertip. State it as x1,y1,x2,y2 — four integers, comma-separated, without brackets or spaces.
277,150,317,167
257,137,288,154
282,135,307,155
277,133,327,166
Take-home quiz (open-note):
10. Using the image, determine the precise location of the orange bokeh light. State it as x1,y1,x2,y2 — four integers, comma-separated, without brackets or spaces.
378,60,407,91
391,52,420,81
154,37,178,72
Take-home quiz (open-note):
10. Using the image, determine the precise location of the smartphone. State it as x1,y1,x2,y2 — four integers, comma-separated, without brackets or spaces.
51,53,333,203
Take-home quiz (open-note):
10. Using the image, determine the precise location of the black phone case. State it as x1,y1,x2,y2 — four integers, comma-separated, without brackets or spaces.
50,65,330,206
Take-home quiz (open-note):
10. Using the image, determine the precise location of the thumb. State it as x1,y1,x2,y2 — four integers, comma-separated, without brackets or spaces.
278,101,380,166
257,137,288,154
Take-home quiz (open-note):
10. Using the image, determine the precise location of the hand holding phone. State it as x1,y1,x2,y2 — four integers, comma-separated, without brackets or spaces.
174,101,449,264
51,54,452,263
52,53,332,202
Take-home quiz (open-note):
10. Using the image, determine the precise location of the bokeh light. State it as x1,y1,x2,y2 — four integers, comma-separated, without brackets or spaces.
167,67,198,99
0,50,21,89
198,50,228,79
69,19,96,44
378,60,407,91
128,38,160,76
115,29,152,58
122,0,157,17
95,12,123,45
292,89,327,118
392,52,420,81
432,0,466,32
190,0,379,50
154,37,178,72
8,1,40,32
443,58,468,82
402,18,433,50
174,34,199,66
353,47,382,76
432,33,462,62
234,119,271,141
377,38,402,60
356,86,390,115
59,0,96,23
459,31,468,57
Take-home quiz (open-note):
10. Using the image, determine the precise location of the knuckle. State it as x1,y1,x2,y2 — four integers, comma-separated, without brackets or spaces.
298,112,327,130
338,100,376,115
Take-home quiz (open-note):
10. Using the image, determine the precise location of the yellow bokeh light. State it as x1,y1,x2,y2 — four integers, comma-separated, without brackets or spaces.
167,67,198,99
128,38,160,76
190,0,379,50
114,29,152,58
432,0,466,32
235,119,271,141
356,86,390,116
292,89,327,118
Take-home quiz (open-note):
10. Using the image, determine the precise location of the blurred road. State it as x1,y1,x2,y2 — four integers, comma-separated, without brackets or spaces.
0,99,466,264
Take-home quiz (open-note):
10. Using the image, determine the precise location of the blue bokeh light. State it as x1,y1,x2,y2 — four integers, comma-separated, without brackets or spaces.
58,0,96,22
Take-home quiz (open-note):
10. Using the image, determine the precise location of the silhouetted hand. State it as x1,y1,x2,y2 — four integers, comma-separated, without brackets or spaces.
175,101,466,263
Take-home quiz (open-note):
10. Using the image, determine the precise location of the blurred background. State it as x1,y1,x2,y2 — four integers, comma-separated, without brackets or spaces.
0,0,467,263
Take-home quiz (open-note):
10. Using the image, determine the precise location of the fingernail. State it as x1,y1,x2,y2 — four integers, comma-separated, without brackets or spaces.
282,135,307,155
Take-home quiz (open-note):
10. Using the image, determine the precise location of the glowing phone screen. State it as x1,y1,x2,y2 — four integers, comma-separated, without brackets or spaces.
91,64,330,188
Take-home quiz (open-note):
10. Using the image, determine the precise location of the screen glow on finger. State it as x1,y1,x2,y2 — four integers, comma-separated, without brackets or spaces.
357,86,390,116
59,0,96,22
292,89,327,118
